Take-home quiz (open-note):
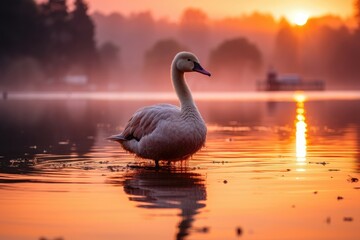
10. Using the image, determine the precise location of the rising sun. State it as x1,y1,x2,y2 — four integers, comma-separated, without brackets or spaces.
290,11,309,26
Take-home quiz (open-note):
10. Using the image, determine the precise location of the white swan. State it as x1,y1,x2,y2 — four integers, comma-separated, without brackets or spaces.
108,52,211,167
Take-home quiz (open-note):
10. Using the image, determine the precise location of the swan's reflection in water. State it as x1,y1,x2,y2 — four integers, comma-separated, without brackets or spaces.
121,169,207,240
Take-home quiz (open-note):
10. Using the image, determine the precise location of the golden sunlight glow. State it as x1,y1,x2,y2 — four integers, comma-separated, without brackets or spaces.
295,95,307,165
289,11,309,26
294,92,307,103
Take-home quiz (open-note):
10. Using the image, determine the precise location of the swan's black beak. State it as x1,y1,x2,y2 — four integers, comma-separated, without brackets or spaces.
193,62,211,77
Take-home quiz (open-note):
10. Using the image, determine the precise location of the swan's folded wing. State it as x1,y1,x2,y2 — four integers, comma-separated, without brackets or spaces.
121,104,180,141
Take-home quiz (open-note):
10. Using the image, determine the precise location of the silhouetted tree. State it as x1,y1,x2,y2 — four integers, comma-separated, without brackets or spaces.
0,0,47,86
0,0,101,89
326,27,356,80
317,1,360,88
69,0,98,82
40,0,72,82
274,18,299,73
36,0,99,86
210,38,261,73
300,21,360,89
143,39,187,90
208,37,262,90
0,0,46,58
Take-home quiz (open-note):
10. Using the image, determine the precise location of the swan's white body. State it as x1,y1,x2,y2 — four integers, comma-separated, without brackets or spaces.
108,52,211,167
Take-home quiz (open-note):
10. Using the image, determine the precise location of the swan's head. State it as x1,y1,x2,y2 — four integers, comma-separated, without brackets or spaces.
173,52,211,77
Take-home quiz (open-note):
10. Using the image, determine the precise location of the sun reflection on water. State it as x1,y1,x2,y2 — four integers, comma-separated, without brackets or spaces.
294,93,307,170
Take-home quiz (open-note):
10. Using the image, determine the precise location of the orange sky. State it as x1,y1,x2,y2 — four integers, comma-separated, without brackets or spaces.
85,0,354,21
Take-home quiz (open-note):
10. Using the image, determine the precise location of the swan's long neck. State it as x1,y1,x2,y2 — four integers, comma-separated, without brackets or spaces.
171,64,195,110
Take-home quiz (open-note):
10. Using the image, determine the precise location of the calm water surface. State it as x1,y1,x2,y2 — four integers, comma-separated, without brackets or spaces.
0,92,359,240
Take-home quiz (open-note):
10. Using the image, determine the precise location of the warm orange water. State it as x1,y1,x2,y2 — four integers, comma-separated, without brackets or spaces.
0,92,359,240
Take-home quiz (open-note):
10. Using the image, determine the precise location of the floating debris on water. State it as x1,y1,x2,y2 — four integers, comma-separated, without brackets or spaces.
107,165,126,172
213,160,229,164
107,166,119,172
313,191,318,194
328,169,340,172
337,196,344,200
223,180,228,184
83,166,94,170
39,237,64,240
191,166,201,170
6,158,39,168
326,217,331,224
309,161,328,166
347,175,359,183
343,217,353,222
194,226,209,233
236,227,243,236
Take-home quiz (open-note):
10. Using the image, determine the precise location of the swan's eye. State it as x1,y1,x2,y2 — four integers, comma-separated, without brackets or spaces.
187,59,191,61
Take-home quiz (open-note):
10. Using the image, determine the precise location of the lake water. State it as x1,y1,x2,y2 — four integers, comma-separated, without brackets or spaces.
0,92,359,240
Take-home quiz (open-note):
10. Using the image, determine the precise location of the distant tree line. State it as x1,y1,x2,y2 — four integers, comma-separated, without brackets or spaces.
0,0,101,89
1,0,359,91
93,2,360,91
142,8,264,91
